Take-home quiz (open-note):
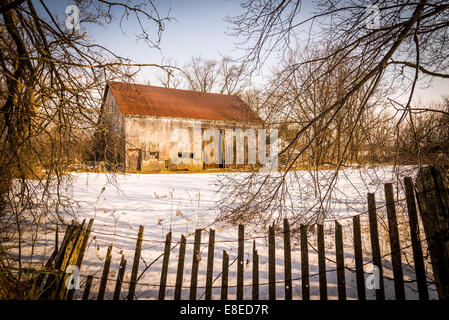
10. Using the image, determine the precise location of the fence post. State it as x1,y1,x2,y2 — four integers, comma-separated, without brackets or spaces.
317,224,327,300
268,223,276,300
40,221,76,299
237,224,244,300
174,235,186,300
415,166,449,300
335,221,346,300
97,244,113,300
283,219,292,300
158,231,172,300
75,218,94,268
205,229,215,300
221,250,229,300
55,220,87,300
128,225,144,300
300,224,309,300
113,254,127,300
51,221,76,270
67,218,94,300
404,177,428,300
252,240,259,300
385,183,405,300
82,275,93,300
352,216,366,300
189,229,202,300
368,193,385,300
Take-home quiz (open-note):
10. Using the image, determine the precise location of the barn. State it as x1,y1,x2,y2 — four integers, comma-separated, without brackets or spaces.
100,81,265,172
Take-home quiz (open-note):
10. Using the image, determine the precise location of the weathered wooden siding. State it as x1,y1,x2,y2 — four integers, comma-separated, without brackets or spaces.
104,89,263,172
125,116,202,171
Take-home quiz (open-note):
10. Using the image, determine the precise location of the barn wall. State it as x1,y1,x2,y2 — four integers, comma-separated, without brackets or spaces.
124,115,263,172
103,90,126,170
125,116,198,171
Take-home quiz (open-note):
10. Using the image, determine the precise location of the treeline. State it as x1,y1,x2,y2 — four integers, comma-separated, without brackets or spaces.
167,54,449,169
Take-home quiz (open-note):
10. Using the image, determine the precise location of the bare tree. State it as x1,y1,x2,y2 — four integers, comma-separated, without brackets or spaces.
267,47,389,167
396,97,449,165
0,0,171,298
184,56,220,92
155,55,249,95
155,58,183,89
216,0,449,226
217,56,248,95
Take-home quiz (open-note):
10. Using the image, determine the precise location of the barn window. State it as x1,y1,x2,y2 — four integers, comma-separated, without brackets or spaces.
149,151,159,159
178,152,194,159
143,151,159,160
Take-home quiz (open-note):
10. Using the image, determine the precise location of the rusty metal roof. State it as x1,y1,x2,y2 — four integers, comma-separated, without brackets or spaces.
106,81,263,124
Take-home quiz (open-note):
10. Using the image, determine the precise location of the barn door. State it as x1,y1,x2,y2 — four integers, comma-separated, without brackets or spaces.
128,149,142,171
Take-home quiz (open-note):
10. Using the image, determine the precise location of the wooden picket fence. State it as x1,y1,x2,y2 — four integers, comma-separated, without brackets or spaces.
38,165,449,300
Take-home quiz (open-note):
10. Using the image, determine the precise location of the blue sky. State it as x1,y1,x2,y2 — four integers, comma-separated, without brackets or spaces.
42,0,447,104
88,1,243,60
45,0,250,83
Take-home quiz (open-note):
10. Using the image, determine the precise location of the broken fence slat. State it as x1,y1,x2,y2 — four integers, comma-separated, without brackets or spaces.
67,218,94,300
174,235,186,300
404,177,428,300
158,231,172,300
97,244,113,300
252,240,259,301
335,221,346,300
353,215,366,300
205,229,215,301
237,224,244,300
221,250,229,300
113,254,127,300
385,183,405,300
300,224,309,300
128,225,144,300
268,224,276,300
368,193,386,300
283,219,292,300
82,275,93,300
189,229,202,300
317,224,327,300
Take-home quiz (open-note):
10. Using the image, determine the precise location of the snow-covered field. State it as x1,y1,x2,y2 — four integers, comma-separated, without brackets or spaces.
25,167,439,299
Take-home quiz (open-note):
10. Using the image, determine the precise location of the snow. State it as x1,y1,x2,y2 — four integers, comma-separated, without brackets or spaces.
21,167,440,299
